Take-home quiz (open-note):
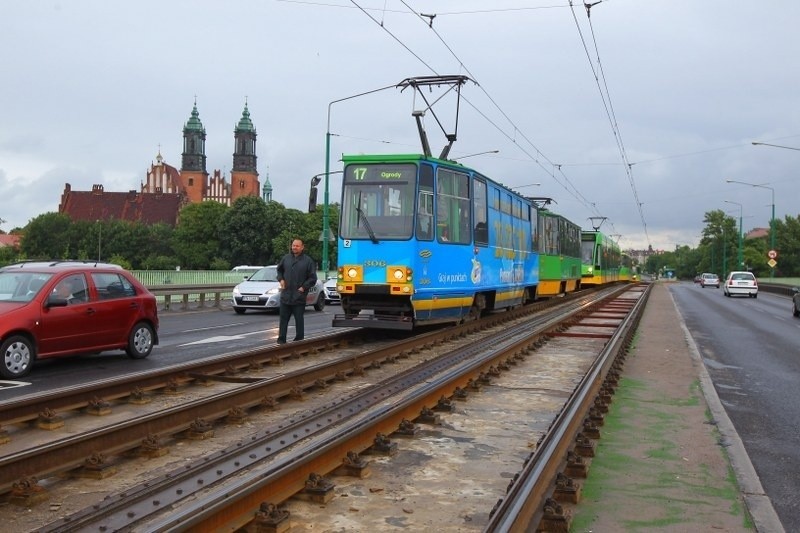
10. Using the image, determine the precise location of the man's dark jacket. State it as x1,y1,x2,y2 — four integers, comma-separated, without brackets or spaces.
276,252,317,305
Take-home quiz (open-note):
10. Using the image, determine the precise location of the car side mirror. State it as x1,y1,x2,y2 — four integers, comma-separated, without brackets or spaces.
46,295,69,308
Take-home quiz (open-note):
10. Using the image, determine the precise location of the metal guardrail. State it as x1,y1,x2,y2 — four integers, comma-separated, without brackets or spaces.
147,284,235,311
758,282,799,297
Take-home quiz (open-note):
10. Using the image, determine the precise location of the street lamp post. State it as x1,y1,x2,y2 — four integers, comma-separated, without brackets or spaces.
723,200,743,269
725,179,775,278
324,84,397,278
751,141,800,151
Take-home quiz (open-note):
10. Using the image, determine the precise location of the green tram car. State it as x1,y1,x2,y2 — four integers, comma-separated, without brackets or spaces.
619,252,637,282
580,230,622,285
536,209,582,297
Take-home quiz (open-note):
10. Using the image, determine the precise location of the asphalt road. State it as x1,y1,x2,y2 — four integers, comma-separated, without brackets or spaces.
0,303,343,397
670,281,800,532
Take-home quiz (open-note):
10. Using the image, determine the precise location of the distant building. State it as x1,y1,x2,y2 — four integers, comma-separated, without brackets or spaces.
0,234,21,249
744,227,769,240
59,101,273,226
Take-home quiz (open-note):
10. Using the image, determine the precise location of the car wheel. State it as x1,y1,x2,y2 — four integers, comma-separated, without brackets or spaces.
234,307,246,315
793,302,800,317
1,335,35,378
752,293,757,299
126,322,155,359
314,296,326,312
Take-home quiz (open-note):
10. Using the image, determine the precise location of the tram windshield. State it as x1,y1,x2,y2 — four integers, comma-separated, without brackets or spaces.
340,163,417,240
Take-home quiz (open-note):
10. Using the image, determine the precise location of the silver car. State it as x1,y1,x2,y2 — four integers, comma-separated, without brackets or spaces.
231,265,325,314
323,277,341,304
700,272,719,288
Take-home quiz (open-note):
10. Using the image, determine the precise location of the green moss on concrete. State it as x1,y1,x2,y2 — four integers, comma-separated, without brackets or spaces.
570,373,750,532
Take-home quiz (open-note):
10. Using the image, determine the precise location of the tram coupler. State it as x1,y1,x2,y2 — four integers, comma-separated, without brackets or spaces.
334,450,372,478
294,473,335,504
250,502,291,533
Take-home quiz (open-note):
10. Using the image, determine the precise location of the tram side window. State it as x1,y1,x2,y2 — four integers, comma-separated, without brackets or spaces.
416,164,434,240
436,168,471,244
473,178,488,245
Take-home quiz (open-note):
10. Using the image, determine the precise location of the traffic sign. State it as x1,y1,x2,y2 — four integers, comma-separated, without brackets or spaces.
768,250,778,259
767,259,777,268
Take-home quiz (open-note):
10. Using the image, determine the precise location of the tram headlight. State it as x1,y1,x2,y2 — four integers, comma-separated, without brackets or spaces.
347,267,358,279
386,266,412,283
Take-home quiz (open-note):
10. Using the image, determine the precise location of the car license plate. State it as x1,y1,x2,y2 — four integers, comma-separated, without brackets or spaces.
242,295,259,302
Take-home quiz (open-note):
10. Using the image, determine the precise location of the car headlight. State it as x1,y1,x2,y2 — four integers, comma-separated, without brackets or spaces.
266,287,280,295
233,287,241,296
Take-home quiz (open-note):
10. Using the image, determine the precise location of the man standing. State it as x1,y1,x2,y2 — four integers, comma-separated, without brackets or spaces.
276,238,318,344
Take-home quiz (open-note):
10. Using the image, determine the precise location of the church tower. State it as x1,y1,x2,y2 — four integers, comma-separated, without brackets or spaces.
230,102,260,203
180,101,208,203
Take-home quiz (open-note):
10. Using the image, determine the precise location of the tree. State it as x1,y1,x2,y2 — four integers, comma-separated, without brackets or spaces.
171,201,228,269
218,196,273,266
20,212,73,259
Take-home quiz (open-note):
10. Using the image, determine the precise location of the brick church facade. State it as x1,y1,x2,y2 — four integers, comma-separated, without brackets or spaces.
59,102,272,226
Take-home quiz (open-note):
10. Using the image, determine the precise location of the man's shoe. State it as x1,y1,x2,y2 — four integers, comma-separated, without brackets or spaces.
293,338,303,342
277,339,286,345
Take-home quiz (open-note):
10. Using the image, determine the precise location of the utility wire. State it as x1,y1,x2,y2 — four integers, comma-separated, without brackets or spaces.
569,0,650,247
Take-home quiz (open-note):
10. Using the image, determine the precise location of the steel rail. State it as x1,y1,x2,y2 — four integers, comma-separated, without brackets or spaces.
40,287,629,531
484,282,652,531
1,288,614,498
0,328,361,426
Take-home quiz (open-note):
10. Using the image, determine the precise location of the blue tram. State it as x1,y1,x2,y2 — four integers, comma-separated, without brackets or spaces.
332,153,539,330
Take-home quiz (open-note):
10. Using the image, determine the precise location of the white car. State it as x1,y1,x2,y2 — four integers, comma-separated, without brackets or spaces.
323,277,340,304
723,271,758,298
231,265,325,314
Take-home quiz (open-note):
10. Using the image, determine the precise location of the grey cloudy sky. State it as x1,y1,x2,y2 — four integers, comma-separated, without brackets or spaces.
1,0,798,251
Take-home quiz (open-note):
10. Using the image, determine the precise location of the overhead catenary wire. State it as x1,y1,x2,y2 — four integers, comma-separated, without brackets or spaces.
349,0,643,246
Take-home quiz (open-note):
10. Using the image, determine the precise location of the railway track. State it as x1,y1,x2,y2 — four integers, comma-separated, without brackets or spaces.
0,282,650,531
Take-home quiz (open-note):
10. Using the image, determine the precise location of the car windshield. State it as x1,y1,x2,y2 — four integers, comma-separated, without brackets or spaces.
731,273,754,280
0,271,53,303
248,266,279,282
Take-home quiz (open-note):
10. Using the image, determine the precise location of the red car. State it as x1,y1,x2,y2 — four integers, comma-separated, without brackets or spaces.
0,261,159,378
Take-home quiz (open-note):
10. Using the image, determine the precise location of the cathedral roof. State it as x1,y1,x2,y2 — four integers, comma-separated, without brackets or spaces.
236,102,256,133
184,102,205,133
59,185,184,226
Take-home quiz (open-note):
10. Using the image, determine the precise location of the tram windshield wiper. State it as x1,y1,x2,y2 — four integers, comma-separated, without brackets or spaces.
355,192,379,243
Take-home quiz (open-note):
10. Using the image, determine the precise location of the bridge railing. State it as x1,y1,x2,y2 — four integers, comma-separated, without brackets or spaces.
147,284,236,312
